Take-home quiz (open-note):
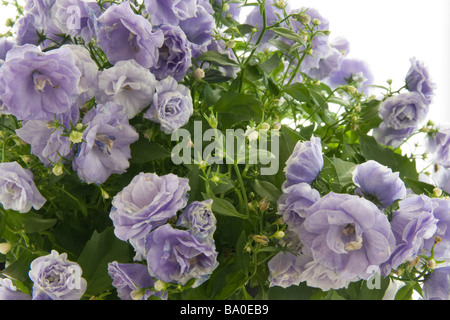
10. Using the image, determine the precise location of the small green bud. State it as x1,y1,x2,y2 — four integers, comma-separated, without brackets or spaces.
52,163,64,176
433,187,443,197
274,231,285,239
154,280,167,292
69,130,83,144
252,235,269,246
193,68,205,81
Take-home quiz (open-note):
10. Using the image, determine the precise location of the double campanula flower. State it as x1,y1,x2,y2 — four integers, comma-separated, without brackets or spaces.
107,261,166,300
0,38,14,61
425,123,450,169
373,92,429,148
178,0,215,57
326,58,374,93
72,102,139,184
13,14,41,46
0,278,32,300
97,59,157,119
16,107,80,167
144,76,193,134
268,251,306,289
109,172,190,258
423,198,450,260
381,195,437,275
0,162,46,213
423,266,450,300
352,160,407,207
29,250,87,300
95,2,164,69
299,192,396,280
405,57,436,104
177,199,216,241
144,0,197,26
0,44,81,121
150,24,192,82
282,137,324,189
277,182,320,233
145,224,219,288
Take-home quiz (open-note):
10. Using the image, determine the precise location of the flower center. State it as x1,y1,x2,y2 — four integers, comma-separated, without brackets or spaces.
95,134,115,155
32,70,57,93
342,224,363,251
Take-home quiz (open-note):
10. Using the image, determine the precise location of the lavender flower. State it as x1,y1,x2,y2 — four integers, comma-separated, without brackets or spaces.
0,38,14,61
423,266,450,300
144,0,197,26
405,57,436,104
110,172,190,258
13,14,41,46
144,224,219,288
150,24,192,82
16,107,80,167
72,102,139,184
299,192,396,280
282,137,324,189
97,59,157,119
177,199,216,241
425,123,450,169
0,44,81,121
277,182,320,233
372,122,416,149
29,250,87,300
352,160,407,207
0,278,32,300
107,261,166,300
268,252,306,289
381,195,437,275
423,198,450,260
143,76,193,134
326,58,374,93
95,2,164,68
0,162,46,213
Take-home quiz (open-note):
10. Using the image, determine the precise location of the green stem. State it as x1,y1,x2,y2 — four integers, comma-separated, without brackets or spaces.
233,163,249,217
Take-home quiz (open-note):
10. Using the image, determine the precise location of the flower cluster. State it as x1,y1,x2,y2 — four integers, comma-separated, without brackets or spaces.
0,0,449,301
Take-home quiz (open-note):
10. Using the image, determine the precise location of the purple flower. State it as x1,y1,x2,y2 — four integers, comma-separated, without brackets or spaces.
326,58,374,93
0,44,81,121
378,92,429,132
29,250,87,300
110,172,190,257
178,0,215,57
107,261,166,300
143,76,193,134
406,57,436,104
282,137,324,189
381,195,437,275
0,38,14,61
0,278,32,300
177,199,216,241
145,224,218,287
299,192,396,280
372,122,416,149
72,102,139,184
150,24,192,82
297,255,353,291
352,160,407,207
425,123,450,169
0,162,46,213
95,2,164,68
97,59,157,119
423,199,450,260
13,14,41,46
16,107,79,167
268,251,306,289
277,182,320,232
144,0,197,26
423,266,450,300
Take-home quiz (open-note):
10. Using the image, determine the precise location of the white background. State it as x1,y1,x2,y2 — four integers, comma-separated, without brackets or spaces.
1,0,449,124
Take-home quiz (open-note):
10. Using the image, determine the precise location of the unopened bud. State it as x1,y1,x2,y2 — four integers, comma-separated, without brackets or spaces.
253,235,269,246
274,231,285,239
226,40,236,49
222,3,230,12
346,85,357,94
312,18,321,26
130,289,145,300
426,259,436,269
435,236,442,245
259,199,270,211
75,123,83,131
52,163,64,176
194,68,205,80
272,122,281,130
211,175,220,183
69,130,83,144
0,242,11,254
297,13,311,25
260,123,270,130
433,187,443,197
154,280,167,292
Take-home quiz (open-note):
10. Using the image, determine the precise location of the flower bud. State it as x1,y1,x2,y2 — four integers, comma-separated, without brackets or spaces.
130,288,145,300
433,187,443,197
426,259,436,270
253,235,269,246
0,242,11,254
312,18,321,26
297,13,311,25
193,68,205,81
274,230,285,239
260,123,270,130
52,163,64,176
272,122,281,130
259,198,270,211
222,3,230,12
154,280,167,292
69,130,83,144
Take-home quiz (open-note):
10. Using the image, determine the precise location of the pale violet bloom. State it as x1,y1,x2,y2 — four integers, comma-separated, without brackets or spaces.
97,59,157,119
0,278,32,300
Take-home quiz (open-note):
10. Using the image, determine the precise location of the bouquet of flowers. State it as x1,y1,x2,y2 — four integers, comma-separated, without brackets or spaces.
0,0,449,301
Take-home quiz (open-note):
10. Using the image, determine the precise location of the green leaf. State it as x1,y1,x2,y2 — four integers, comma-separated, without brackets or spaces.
213,92,263,129
5,211,57,234
77,227,133,297
251,180,282,203
270,27,306,46
130,139,170,164
404,177,436,196
330,157,357,186
2,249,38,283
283,83,311,102
394,282,414,300
260,53,281,74
198,51,240,67
207,193,247,219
